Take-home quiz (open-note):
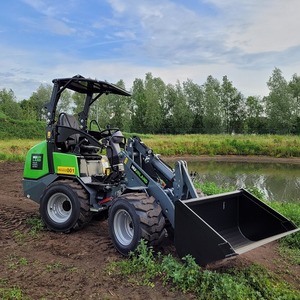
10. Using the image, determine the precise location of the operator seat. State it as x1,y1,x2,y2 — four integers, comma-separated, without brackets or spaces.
57,113,81,152
59,113,80,130
57,113,100,158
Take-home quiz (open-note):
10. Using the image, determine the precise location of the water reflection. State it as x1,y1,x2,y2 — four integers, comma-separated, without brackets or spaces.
167,160,300,202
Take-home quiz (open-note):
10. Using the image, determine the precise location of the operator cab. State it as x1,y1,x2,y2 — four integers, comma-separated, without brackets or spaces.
45,75,130,183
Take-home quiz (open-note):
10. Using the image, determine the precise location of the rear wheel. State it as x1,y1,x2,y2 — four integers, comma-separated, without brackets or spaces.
108,193,166,256
40,179,92,232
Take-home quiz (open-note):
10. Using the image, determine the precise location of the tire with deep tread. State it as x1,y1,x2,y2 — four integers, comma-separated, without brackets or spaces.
40,179,92,232
108,192,166,256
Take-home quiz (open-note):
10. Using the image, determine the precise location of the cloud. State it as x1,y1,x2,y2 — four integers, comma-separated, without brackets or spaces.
22,0,56,17
104,0,226,65
0,48,270,101
206,0,300,53
107,0,127,14
20,0,78,36
114,30,136,40
103,0,300,69
44,18,76,35
2,0,300,101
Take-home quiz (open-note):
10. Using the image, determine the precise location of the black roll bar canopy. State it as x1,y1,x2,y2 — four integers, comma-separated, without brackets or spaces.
45,74,131,128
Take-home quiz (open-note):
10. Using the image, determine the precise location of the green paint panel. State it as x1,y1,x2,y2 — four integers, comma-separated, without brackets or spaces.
23,141,49,179
53,152,79,176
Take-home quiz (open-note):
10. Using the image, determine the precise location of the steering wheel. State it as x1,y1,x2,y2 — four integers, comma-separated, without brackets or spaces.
98,128,120,138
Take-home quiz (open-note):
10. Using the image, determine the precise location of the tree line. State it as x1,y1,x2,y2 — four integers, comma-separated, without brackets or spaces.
1,67,300,135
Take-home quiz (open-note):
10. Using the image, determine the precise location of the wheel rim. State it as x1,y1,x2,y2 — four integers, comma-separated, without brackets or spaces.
47,192,72,223
113,209,134,246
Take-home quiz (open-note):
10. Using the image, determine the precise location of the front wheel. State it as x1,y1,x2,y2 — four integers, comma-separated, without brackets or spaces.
39,179,92,232
108,193,166,256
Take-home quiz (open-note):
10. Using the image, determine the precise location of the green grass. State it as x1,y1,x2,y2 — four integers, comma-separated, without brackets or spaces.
3,134,300,162
1,255,29,299
0,139,41,162
7,255,29,270
45,262,63,272
108,240,300,300
12,216,44,243
26,216,45,237
0,115,44,140
145,134,300,157
0,287,25,300
268,201,300,264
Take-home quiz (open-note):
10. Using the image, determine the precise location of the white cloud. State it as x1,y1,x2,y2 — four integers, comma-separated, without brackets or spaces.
21,0,78,36
22,0,56,17
107,0,127,14
105,0,300,65
44,18,76,35
104,0,226,65
2,0,300,101
206,0,300,53
114,30,136,40
0,49,272,100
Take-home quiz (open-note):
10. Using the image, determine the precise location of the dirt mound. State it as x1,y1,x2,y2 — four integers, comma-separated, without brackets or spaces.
0,161,298,299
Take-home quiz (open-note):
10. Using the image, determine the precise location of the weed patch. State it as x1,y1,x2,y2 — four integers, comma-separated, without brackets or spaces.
43,261,78,273
0,287,25,300
45,262,63,272
12,230,26,243
6,255,30,271
108,241,300,299
26,216,45,237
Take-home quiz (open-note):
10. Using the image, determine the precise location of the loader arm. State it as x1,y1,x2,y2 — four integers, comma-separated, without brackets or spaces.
121,137,198,227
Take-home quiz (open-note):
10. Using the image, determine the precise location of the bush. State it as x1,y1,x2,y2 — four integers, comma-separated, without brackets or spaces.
0,115,44,139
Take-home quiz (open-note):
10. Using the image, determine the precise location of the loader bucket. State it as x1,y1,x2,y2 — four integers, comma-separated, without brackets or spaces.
174,189,299,266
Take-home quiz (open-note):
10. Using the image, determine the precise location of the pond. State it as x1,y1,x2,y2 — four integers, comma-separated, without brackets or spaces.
165,158,300,202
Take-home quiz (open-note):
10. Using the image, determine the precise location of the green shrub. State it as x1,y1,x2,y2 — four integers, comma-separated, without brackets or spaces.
0,115,44,139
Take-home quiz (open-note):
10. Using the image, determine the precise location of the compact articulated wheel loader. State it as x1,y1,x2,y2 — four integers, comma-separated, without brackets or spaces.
23,75,299,265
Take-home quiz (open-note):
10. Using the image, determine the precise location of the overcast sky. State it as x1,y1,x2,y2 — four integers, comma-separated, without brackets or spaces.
1,0,300,100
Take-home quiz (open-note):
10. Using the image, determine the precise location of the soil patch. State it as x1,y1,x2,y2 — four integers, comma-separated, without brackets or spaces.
0,161,298,299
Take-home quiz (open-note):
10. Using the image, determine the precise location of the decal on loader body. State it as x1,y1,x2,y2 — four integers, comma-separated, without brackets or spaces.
31,154,43,170
130,164,149,186
57,166,76,175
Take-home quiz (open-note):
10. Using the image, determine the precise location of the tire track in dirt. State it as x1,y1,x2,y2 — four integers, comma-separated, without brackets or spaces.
0,206,35,231
36,220,118,261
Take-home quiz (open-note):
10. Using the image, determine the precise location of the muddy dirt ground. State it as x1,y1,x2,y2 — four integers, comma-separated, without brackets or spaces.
0,162,299,299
